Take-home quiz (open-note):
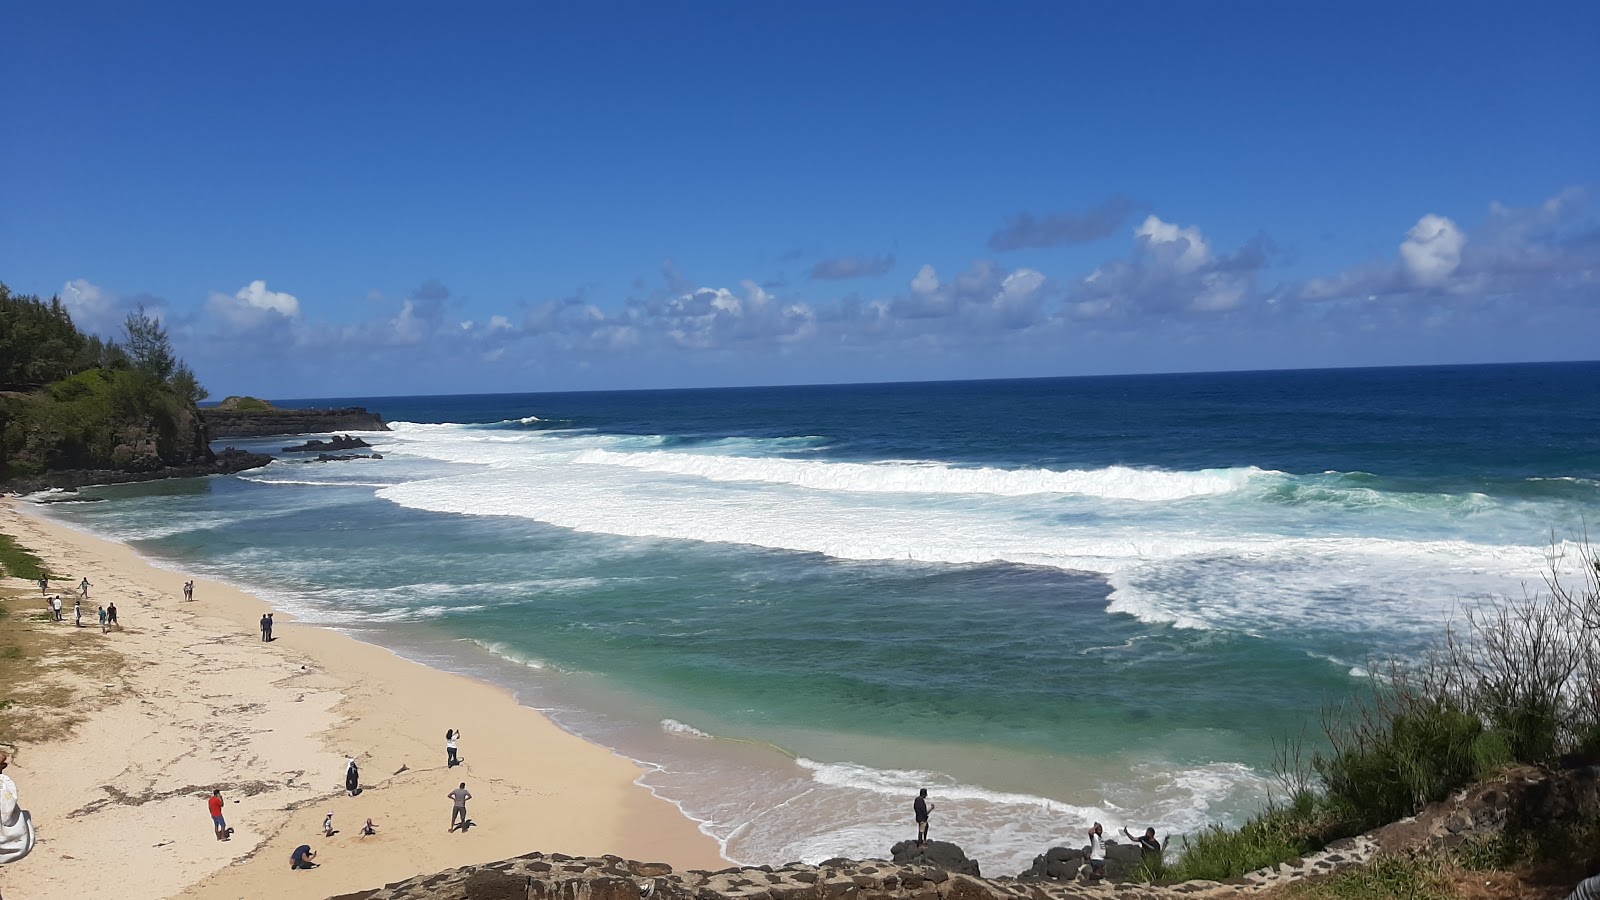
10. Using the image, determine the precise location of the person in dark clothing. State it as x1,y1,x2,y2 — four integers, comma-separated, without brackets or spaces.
290,844,317,869
106,602,118,627
913,788,934,847
345,760,360,796
1121,825,1165,855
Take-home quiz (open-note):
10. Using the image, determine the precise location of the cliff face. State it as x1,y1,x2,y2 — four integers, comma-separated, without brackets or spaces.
200,406,390,438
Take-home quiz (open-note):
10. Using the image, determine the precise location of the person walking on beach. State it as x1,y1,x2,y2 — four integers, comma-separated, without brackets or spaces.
1,751,37,866
79,577,90,600
265,613,274,642
448,782,472,832
446,728,460,767
73,600,81,628
345,759,360,796
183,580,193,601
106,602,118,628
37,576,47,598
913,788,933,847
1085,822,1107,880
207,789,232,841
50,596,62,623
97,606,107,633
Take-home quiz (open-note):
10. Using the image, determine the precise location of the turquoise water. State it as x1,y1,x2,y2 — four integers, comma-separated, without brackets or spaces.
40,363,1600,871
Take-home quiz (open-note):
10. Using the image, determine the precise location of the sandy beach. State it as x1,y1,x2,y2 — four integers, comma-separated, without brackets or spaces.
0,499,726,900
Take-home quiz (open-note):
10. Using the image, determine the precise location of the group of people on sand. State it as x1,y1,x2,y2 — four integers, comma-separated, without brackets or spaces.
37,574,118,632
913,789,1166,881
277,729,476,874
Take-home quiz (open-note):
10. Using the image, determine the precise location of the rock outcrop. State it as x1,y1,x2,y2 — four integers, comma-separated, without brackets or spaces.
202,407,390,438
282,434,373,452
890,841,981,876
329,850,1242,900
4,446,271,494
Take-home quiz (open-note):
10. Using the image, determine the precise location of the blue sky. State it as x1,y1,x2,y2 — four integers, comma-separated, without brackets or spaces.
2,1,1596,397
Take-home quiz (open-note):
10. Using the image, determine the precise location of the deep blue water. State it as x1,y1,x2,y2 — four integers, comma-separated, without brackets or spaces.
51,361,1600,870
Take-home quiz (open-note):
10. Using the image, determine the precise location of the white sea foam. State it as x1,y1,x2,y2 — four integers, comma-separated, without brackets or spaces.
661,718,714,738
571,448,1264,501
466,638,550,670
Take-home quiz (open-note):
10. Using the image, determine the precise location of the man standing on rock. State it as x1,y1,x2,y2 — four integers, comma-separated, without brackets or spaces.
914,788,933,847
448,782,472,832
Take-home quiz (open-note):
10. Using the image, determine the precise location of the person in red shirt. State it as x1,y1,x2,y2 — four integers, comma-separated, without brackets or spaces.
208,789,232,841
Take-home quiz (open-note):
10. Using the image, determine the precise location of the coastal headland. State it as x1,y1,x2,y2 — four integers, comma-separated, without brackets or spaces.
0,501,725,900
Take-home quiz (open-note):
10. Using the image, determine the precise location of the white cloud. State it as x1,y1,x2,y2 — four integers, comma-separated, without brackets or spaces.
207,280,301,330
910,264,939,294
1400,214,1465,287
1135,215,1212,274
488,314,513,332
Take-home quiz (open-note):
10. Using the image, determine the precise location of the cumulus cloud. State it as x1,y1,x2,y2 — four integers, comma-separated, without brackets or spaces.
1400,214,1465,286
809,253,896,280
58,279,170,337
989,197,1140,251
1297,187,1597,309
207,280,301,330
1069,216,1271,319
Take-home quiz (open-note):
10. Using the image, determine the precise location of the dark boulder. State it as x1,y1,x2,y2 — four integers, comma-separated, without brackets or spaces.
889,840,980,877
1016,842,1145,883
283,434,372,452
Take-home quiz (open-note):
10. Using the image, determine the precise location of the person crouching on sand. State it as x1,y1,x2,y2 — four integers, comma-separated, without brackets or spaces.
291,844,317,870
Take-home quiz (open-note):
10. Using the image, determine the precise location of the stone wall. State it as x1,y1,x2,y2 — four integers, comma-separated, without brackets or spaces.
329,851,1246,900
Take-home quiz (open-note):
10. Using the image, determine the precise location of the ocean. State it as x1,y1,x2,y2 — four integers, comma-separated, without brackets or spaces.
38,362,1600,874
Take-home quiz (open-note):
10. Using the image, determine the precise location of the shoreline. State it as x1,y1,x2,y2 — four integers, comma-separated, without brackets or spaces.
0,499,727,900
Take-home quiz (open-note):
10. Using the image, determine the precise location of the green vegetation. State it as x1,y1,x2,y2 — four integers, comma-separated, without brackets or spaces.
1158,543,1600,884
0,282,211,481
0,532,48,581
1277,854,1457,900
215,395,275,412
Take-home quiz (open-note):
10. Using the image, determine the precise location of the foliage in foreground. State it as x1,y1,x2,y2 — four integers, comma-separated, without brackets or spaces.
1157,540,1600,884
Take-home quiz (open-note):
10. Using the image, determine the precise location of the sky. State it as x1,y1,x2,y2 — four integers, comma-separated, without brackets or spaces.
2,1,1596,397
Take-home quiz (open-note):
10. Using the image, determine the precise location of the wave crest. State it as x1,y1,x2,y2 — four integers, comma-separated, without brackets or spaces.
572,449,1265,501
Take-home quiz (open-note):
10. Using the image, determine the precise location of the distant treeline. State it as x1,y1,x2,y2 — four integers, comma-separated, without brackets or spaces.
0,282,211,480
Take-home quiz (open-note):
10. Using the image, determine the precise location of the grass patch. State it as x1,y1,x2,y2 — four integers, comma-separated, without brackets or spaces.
0,532,49,581
1274,854,1458,900
1167,794,1330,882
0,580,126,746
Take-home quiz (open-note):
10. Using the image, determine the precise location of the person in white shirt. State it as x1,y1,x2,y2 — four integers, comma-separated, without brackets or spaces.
1086,822,1106,880
446,728,460,767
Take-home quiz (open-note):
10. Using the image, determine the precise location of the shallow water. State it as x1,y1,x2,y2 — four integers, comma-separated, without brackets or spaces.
45,362,1600,873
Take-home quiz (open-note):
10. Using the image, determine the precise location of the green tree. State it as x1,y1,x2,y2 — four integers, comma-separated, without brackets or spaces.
122,304,176,382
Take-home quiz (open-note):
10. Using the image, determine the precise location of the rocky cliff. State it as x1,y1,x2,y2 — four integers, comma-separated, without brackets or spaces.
200,406,390,438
